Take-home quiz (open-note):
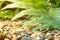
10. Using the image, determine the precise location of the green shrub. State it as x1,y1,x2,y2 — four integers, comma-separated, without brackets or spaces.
0,0,60,32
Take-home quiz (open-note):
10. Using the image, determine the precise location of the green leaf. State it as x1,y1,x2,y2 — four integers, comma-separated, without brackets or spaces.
1,0,48,11
22,18,41,27
6,0,32,2
1,2,32,11
22,16,51,27
11,10,28,21
0,10,15,19
32,21,52,32
49,8,60,30
31,0,48,9
21,8,60,31
11,8,46,21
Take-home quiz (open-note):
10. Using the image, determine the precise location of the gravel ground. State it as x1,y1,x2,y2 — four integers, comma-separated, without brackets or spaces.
0,20,60,40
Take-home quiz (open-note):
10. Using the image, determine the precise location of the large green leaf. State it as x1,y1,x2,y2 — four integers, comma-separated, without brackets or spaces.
1,0,48,10
49,8,60,30
1,2,32,11
22,16,51,27
21,8,60,31
11,8,46,21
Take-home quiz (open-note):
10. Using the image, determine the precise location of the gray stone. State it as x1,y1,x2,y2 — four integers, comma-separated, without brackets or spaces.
21,36,32,40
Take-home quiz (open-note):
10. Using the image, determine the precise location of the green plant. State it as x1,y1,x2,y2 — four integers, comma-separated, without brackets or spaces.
0,10,15,19
0,0,60,32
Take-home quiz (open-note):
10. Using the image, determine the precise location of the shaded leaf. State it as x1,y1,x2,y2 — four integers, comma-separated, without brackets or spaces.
0,10,15,19
33,21,52,31
49,8,60,30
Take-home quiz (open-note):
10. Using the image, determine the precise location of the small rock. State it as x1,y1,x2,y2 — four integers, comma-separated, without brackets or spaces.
31,32,38,38
54,31,60,40
21,36,32,40
12,35,23,40
16,28,24,32
47,35,54,40
31,32,44,38
52,30,59,33
36,37,45,40
4,38,10,40
3,31,8,35
12,34,17,38
46,32,51,36
45,38,48,40
45,32,54,40
10,30,16,34
6,34,12,39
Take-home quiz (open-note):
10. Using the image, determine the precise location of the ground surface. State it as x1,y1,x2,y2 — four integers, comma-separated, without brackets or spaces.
0,20,60,40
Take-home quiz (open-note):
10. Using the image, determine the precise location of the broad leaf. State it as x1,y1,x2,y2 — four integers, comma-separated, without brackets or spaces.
11,8,46,21
22,16,51,27
1,0,48,10
1,2,32,11
22,8,60,31
49,8,60,30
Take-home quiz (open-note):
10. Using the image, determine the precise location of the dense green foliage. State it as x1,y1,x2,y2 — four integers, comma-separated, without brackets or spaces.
0,0,60,32
0,10,15,19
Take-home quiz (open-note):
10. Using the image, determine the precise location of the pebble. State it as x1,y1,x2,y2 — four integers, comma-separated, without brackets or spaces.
0,22,3,28
46,32,51,37
4,38,10,40
54,31,60,40
6,34,12,39
36,37,45,40
10,30,16,35
31,32,44,38
3,31,8,35
45,38,48,40
21,36,32,40
12,34,17,38
12,35,23,40
16,28,24,32
52,30,59,33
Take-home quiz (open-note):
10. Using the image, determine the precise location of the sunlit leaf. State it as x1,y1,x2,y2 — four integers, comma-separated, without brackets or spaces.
1,2,32,11
11,8,46,21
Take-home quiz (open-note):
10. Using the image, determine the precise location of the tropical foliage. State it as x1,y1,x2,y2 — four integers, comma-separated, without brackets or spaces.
0,0,60,32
